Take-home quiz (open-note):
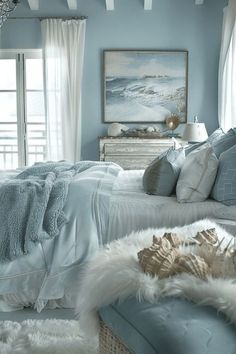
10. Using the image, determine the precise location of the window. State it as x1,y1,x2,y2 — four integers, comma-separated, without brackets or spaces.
0,51,46,169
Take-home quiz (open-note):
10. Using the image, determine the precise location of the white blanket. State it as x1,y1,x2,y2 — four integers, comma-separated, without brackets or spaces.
75,219,236,336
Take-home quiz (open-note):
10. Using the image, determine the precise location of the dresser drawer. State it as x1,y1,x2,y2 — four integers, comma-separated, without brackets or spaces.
99,137,182,170
104,155,156,170
103,142,173,156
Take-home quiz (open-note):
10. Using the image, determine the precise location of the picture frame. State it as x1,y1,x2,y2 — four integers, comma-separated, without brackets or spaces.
103,50,188,123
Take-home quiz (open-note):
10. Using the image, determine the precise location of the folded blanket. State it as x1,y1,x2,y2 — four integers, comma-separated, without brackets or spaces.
0,161,111,263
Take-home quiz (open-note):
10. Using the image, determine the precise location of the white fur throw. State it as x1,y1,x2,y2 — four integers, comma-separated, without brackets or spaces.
75,219,236,336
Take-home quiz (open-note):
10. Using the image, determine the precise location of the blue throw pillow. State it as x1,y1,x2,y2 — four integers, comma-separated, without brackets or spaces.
211,128,236,158
143,147,185,196
211,144,236,205
207,127,225,144
184,128,225,156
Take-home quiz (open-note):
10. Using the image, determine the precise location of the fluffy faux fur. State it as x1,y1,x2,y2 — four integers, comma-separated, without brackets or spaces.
0,319,97,354
75,219,236,336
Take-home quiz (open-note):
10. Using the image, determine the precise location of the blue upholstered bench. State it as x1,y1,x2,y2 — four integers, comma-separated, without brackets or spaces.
99,297,236,354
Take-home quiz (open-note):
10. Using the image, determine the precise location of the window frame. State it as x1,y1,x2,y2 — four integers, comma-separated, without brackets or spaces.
0,49,45,169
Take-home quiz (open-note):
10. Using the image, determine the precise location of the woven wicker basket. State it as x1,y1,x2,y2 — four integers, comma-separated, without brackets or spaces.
99,318,133,354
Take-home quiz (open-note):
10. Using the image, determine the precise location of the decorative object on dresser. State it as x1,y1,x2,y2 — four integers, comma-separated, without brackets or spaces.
107,122,128,137
165,114,180,137
99,136,182,170
103,50,188,123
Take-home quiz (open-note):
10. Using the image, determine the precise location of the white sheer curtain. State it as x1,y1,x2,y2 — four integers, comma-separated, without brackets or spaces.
218,0,236,131
41,19,86,162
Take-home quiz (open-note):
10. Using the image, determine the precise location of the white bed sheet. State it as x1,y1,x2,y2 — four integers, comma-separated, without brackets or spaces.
105,170,236,243
0,164,121,312
0,167,235,312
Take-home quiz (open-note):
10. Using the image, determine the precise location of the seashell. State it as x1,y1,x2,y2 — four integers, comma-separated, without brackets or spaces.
152,235,171,249
173,253,209,280
210,252,236,278
163,232,181,247
138,236,178,279
107,123,128,137
146,126,155,133
194,228,218,245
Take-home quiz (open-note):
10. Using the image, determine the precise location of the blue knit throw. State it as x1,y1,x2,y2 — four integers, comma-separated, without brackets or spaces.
0,161,103,263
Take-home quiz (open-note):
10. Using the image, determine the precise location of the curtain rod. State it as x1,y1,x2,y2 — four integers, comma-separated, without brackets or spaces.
8,16,88,20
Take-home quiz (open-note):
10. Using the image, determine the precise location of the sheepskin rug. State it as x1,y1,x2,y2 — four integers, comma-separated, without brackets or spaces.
0,319,98,354
76,219,236,336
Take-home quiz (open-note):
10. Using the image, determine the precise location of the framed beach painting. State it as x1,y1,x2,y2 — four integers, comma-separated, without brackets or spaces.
103,50,188,123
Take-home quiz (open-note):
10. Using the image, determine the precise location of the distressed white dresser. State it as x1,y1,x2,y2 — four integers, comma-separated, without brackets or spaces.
99,137,181,170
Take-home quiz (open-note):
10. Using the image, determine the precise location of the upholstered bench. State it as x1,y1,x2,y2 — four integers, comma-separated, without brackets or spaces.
99,297,236,354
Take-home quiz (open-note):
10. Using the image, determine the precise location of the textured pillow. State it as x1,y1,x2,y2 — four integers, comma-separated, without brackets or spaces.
211,144,236,205
143,147,185,196
207,127,225,144
184,128,225,156
176,147,218,203
211,128,236,158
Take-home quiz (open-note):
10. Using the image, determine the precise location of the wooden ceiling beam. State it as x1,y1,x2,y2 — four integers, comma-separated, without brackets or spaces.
28,0,39,10
67,0,77,10
144,0,152,10
105,0,115,11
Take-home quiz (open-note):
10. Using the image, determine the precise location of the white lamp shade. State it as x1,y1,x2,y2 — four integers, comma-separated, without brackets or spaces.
182,123,208,143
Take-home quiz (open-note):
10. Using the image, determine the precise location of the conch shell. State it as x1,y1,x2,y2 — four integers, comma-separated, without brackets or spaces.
194,228,218,245
173,253,209,280
138,236,178,279
163,232,181,247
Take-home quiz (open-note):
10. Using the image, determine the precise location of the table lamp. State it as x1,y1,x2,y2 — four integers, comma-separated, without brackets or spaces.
182,117,208,143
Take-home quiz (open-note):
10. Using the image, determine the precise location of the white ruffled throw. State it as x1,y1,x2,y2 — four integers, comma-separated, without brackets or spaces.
76,219,236,336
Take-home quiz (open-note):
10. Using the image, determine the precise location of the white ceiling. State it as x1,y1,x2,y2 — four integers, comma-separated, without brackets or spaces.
26,0,205,12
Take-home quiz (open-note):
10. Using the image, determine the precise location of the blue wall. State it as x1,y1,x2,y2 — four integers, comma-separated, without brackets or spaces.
0,0,227,160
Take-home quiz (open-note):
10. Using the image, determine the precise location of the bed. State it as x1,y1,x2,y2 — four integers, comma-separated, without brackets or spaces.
0,163,236,313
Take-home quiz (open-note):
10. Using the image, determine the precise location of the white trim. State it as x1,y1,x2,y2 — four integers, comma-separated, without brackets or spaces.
28,0,39,10
67,0,77,10
105,0,114,11
144,0,152,10
16,54,26,167
0,49,42,55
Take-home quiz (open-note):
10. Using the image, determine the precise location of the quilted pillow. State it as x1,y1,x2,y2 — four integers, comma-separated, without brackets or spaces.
211,144,236,205
176,147,218,203
143,147,185,196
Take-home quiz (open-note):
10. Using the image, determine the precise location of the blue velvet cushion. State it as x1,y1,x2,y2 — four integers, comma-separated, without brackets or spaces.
99,297,236,354
143,147,185,196
211,144,236,205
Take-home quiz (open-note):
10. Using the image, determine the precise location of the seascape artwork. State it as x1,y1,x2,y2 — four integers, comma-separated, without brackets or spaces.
104,51,188,123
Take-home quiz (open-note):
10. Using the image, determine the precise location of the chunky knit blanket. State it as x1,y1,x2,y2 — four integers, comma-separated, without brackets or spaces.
0,161,105,263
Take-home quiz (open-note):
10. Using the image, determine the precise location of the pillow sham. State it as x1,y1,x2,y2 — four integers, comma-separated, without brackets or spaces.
176,147,218,203
143,147,185,196
211,144,236,206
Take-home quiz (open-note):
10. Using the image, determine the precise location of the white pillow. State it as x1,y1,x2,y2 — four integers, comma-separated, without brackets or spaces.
176,147,218,203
